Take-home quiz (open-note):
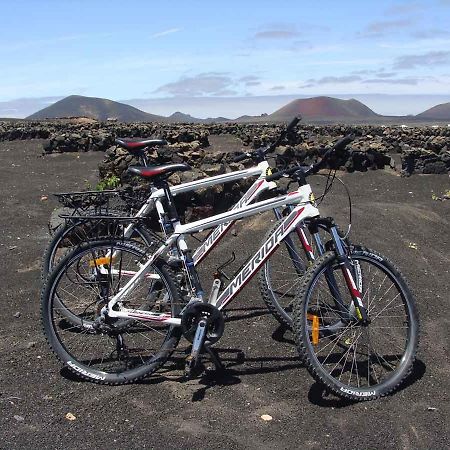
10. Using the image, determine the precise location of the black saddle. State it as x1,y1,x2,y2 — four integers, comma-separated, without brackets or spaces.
115,138,168,153
127,163,191,180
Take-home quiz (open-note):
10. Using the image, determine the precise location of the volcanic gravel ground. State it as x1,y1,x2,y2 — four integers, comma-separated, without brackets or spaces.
0,139,449,449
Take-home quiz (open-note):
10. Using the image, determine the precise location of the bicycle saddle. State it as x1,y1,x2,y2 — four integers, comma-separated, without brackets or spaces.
127,163,191,179
115,138,168,152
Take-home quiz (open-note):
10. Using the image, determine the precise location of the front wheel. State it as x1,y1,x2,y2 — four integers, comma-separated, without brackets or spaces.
293,248,419,401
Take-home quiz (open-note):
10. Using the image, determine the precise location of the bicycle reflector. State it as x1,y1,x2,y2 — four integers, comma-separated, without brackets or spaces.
88,256,117,267
307,313,320,345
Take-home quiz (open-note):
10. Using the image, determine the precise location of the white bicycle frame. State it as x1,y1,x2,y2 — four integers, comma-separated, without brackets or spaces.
105,183,320,325
121,161,277,264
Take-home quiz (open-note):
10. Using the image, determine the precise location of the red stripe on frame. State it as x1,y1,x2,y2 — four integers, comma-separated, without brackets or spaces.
285,208,304,231
297,227,313,253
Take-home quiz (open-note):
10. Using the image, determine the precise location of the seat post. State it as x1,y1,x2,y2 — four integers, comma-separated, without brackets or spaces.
158,179,180,224
138,149,149,167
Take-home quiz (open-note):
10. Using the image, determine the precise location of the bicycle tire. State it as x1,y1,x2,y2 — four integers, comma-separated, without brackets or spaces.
41,239,183,385
258,219,361,328
293,248,419,401
258,219,308,327
41,218,157,280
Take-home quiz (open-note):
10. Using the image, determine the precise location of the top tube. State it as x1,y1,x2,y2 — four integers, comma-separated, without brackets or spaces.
174,184,318,236
150,162,269,199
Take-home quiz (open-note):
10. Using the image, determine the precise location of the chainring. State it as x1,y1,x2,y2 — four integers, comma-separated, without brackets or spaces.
181,302,225,344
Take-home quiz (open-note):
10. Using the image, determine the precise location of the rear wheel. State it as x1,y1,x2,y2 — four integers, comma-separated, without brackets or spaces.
42,221,159,326
42,218,157,279
258,220,309,327
293,248,419,401
258,218,359,328
41,239,183,385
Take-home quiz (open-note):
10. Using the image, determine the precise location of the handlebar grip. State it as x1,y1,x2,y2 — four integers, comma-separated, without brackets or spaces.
266,170,284,182
266,164,302,182
286,116,301,133
333,134,354,153
233,152,251,162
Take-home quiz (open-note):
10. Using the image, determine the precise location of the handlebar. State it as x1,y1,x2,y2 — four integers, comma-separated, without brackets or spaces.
267,115,301,153
265,134,355,182
286,116,302,133
232,116,302,163
232,152,252,163
266,165,302,182
333,134,354,153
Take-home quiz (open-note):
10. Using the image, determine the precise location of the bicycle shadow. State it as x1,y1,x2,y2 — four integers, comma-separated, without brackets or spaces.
222,305,272,323
59,320,426,408
188,322,299,401
189,348,304,402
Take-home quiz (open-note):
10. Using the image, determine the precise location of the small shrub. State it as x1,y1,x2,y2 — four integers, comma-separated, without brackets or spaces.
96,174,120,191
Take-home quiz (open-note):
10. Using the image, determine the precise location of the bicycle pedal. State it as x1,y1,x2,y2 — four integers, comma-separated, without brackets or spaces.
184,355,195,378
184,355,205,379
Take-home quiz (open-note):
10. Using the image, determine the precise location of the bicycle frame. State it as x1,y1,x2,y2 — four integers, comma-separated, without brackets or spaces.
105,183,320,325
121,161,277,264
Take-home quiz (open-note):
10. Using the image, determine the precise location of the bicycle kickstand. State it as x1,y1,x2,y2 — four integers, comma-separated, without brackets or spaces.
204,341,225,373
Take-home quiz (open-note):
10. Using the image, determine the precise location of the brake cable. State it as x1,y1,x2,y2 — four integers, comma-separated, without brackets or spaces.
311,171,353,239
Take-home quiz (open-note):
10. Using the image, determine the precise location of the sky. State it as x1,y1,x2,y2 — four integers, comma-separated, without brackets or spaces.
1,0,450,118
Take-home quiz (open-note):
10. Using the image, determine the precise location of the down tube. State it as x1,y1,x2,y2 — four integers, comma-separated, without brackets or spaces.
215,204,318,310
192,178,267,265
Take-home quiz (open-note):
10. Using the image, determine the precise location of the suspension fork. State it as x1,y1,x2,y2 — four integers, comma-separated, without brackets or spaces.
329,226,369,323
306,218,351,320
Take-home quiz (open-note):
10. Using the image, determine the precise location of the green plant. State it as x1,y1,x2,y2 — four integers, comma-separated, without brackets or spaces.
431,189,450,201
96,174,120,191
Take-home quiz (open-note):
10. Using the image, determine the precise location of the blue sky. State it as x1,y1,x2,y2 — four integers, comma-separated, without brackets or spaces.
1,0,450,117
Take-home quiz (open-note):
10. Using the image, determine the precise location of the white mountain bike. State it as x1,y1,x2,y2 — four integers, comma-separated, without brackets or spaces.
41,136,419,401
43,118,349,328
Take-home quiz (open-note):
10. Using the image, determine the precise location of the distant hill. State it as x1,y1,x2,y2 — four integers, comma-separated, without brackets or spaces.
167,111,204,123
27,95,166,122
26,95,230,123
416,102,450,120
23,94,450,125
203,116,231,123
269,96,379,121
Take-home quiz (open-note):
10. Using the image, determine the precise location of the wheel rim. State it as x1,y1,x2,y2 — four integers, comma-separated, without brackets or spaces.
302,255,416,393
47,244,176,378
49,224,154,327
263,229,307,322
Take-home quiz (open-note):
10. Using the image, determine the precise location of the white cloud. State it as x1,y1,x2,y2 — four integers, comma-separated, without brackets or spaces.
394,51,450,69
0,33,112,52
151,28,181,39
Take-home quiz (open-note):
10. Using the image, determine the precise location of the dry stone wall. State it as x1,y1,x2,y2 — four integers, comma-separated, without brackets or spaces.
1,120,449,177
2,119,448,221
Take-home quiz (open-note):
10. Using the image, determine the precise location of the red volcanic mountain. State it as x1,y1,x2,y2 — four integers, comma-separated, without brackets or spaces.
269,96,379,121
416,102,450,120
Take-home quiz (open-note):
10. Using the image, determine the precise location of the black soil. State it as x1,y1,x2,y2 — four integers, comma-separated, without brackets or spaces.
0,139,449,449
